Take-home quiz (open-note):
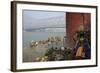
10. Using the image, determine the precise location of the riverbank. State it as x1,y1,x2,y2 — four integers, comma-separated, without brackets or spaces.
23,44,48,62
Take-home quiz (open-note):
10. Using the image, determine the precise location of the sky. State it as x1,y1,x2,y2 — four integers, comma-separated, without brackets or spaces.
22,10,66,29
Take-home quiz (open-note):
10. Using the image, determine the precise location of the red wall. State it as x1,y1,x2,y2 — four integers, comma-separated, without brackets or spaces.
66,12,91,47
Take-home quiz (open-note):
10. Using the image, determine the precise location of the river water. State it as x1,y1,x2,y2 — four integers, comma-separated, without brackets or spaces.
23,31,65,48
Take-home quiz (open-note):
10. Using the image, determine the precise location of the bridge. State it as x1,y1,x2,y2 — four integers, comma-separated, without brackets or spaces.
25,26,65,32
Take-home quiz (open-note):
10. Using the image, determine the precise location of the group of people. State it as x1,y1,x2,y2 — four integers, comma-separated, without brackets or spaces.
29,36,64,48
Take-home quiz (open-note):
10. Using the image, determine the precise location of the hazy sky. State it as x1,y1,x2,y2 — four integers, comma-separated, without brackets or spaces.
23,10,66,29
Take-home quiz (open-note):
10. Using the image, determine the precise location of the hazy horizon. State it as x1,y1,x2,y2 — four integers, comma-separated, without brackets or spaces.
23,10,66,32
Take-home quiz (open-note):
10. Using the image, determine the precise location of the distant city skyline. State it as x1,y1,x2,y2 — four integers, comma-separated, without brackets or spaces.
23,10,66,30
